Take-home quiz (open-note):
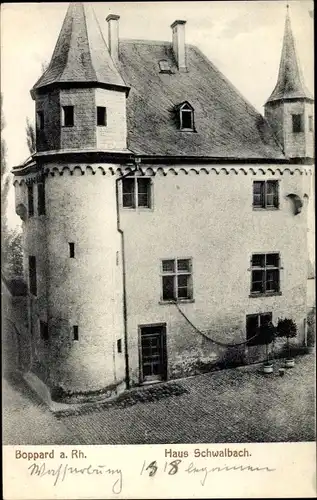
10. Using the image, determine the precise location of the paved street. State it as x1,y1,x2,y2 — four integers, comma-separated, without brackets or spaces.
3,353,315,445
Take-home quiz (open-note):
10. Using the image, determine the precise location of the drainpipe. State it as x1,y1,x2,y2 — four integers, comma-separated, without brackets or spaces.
115,163,138,390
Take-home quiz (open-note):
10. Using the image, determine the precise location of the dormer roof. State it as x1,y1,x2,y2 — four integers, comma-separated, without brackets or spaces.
266,7,313,104
31,2,128,98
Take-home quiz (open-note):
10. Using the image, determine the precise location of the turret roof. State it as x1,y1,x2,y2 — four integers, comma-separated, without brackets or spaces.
266,7,313,104
32,3,127,95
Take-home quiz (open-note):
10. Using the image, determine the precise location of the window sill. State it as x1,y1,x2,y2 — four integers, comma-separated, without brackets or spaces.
121,207,153,212
252,207,279,211
159,299,195,305
249,292,282,298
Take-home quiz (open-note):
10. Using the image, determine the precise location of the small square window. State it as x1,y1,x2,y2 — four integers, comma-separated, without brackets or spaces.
97,106,107,126
62,106,74,127
292,114,303,133
159,60,171,73
37,111,44,130
253,181,278,209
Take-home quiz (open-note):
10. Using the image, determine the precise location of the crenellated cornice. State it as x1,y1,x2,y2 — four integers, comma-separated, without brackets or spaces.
12,163,313,185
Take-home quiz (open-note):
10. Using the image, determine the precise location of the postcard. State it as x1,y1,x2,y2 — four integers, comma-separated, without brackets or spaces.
1,1,315,498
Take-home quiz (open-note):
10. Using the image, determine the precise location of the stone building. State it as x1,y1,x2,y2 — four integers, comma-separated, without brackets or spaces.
13,3,314,402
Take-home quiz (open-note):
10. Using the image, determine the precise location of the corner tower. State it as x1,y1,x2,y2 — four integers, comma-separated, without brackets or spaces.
14,3,131,402
264,6,314,160
32,2,129,153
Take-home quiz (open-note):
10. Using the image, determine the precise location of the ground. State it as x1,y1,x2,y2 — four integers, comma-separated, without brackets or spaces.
2,352,315,445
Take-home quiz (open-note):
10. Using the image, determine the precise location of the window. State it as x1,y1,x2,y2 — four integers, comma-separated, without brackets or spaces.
27,184,34,217
37,111,44,130
97,106,107,126
28,256,37,296
246,313,272,346
69,242,75,258
62,106,74,127
122,177,152,209
308,115,313,132
73,325,79,341
37,181,45,215
292,114,303,133
179,103,194,130
250,253,280,295
159,60,172,73
117,339,122,353
161,258,193,301
40,321,48,341
253,181,279,209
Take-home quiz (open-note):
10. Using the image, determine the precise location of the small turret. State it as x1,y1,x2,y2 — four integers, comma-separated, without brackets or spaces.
264,6,314,160
31,2,129,153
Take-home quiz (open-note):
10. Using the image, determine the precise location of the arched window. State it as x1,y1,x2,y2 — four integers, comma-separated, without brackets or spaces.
178,102,195,131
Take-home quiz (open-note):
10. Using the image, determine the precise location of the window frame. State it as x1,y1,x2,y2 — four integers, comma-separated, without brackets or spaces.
160,257,194,303
246,312,273,346
250,252,281,297
97,106,107,126
292,113,304,133
62,105,74,127
121,176,152,210
179,102,195,131
252,180,279,210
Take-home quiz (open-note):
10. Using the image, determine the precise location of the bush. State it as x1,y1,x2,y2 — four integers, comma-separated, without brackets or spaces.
276,318,297,358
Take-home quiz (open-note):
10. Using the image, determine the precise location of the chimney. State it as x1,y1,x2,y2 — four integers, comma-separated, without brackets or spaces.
106,14,120,64
171,20,187,71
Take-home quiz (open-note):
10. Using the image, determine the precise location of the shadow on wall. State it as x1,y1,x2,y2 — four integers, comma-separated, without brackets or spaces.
2,279,30,376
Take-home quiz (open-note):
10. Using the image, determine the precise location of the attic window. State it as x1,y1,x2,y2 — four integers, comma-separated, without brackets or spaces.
159,60,171,74
179,102,194,131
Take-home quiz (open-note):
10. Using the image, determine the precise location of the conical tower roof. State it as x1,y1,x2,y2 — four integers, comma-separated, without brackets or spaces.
266,7,313,104
31,3,128,96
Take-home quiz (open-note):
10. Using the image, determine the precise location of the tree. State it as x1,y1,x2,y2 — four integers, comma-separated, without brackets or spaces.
26,117,36,155
277,318,297,359
1,93,11,262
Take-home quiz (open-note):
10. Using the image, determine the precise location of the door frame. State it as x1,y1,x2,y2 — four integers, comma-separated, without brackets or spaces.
138,322,167,384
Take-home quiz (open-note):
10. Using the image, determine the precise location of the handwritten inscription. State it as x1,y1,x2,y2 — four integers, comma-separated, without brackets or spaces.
28,462,123,493
141,460,276,487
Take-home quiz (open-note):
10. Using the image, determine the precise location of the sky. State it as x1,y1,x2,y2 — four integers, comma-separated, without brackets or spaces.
1,1,314,226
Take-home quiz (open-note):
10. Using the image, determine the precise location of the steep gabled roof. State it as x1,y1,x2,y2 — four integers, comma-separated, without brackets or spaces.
32,3,127,95
118,40,284,159
266,8,313,104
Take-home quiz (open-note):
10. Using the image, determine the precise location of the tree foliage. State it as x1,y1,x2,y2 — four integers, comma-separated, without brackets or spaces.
1,93,10,248
26,117,36,155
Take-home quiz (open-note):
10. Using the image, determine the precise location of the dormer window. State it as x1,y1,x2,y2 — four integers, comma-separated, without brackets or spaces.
177,102,195,131
159,60,172,74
